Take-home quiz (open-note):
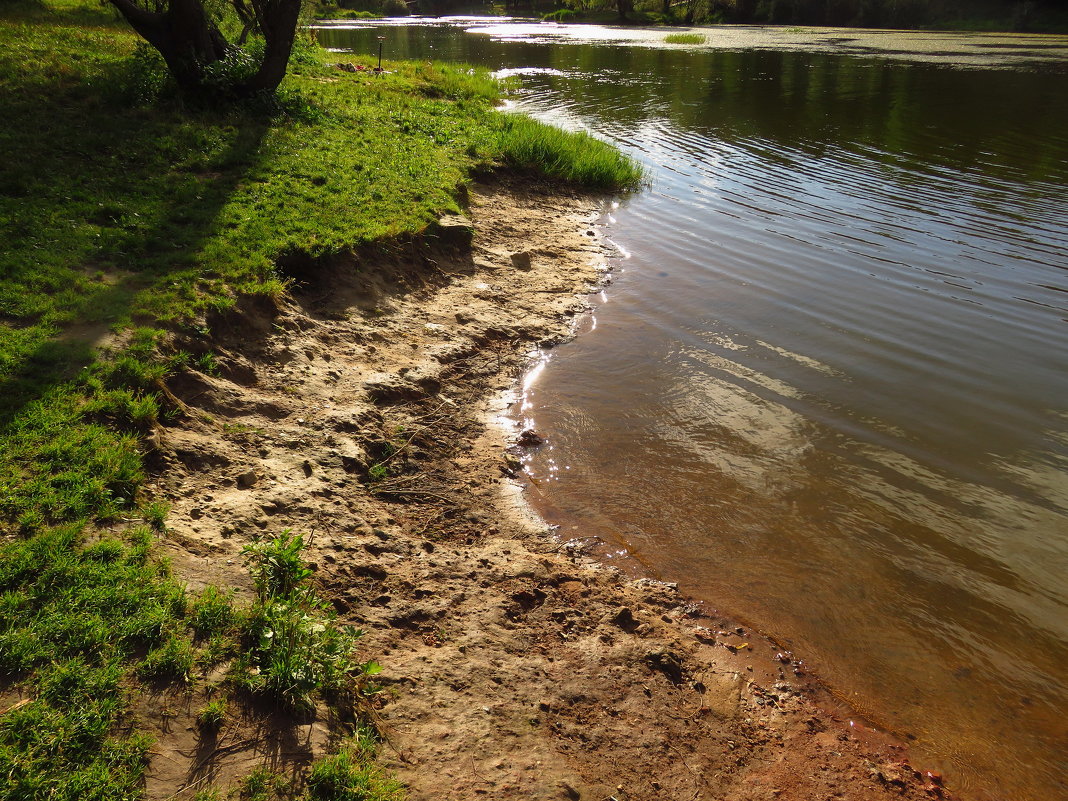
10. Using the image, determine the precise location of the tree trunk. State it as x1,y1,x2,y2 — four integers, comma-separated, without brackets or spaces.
108,0,302,100
238,0,303,94
108,0,227,95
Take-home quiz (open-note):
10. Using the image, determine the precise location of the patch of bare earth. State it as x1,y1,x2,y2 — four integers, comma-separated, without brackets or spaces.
141,176,953,801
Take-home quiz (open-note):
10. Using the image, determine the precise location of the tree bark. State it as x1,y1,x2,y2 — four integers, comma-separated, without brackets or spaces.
238,0,303,94
108,0,227,94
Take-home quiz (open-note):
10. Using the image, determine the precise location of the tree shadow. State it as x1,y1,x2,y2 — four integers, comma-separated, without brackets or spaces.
0,57,272,434
1,0,127,29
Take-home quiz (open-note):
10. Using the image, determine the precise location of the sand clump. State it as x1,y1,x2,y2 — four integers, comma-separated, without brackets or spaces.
141,176,952,801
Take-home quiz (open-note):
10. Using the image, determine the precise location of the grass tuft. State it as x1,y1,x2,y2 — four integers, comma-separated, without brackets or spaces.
497,114,644,190
196,698,228,731
190,585,243,639
662,32,704,43
305,731,405,801
665,32,706,44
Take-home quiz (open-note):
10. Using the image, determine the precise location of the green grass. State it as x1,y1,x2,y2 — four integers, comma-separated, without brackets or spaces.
0,525,180,800
498,114,644,189
0,0,642,795
196,698,228,731
664,32,706,44
235,731,402,801
305,734,404,801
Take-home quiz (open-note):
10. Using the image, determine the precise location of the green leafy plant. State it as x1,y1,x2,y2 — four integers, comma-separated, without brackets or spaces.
238,533,367,710
242,531,314,599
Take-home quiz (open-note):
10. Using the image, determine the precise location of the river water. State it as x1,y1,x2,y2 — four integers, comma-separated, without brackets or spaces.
316,20,1068,801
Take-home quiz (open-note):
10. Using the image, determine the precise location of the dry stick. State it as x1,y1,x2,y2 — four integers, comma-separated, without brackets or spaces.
305,509,324,548
413,508,446,537
161,730,251,801
0,698,31,716
665,741,705,801
161,773,214,801
372,488,456,504
366,705,413,765
181,737,260,783
663,686,710,722
537,535,606,555
467,756,496,786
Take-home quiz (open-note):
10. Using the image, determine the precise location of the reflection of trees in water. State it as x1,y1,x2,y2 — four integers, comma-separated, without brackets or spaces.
318,25,1068,184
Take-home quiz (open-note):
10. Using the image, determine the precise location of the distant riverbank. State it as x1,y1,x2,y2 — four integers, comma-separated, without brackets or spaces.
314,0,1068,35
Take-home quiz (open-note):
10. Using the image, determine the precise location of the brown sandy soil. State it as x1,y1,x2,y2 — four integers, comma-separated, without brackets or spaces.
139,175,954,801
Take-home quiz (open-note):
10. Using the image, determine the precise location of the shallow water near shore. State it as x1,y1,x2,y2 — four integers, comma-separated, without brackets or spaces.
317,20,1068,801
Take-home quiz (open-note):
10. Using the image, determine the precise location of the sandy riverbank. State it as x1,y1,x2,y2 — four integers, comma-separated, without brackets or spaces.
139,176,952,801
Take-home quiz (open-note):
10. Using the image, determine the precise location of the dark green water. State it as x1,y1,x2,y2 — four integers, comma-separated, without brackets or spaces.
318,20,1068,801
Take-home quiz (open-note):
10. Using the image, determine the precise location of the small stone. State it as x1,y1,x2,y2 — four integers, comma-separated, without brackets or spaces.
236,470,257,489
510,251,533,271
550,608,580,622
644,649,686,684
517,429,544,447
606,606,639,632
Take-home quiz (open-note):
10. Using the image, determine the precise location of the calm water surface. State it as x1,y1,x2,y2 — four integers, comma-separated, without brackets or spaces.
318,21,1068,801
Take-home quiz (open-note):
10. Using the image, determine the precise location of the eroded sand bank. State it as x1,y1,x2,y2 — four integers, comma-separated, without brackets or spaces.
141,177,953,801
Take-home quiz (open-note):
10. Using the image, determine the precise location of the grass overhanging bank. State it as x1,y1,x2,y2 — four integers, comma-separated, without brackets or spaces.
0,1,642,796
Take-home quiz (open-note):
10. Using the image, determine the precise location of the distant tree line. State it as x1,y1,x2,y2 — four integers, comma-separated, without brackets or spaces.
653,0,1068,29
324,0,1068,31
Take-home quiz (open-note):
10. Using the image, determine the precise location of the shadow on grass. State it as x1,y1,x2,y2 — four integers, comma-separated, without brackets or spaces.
0,60,271,432
1,0,128,29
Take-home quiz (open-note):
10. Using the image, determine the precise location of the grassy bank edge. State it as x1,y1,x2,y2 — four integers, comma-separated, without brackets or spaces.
0,1,643,797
